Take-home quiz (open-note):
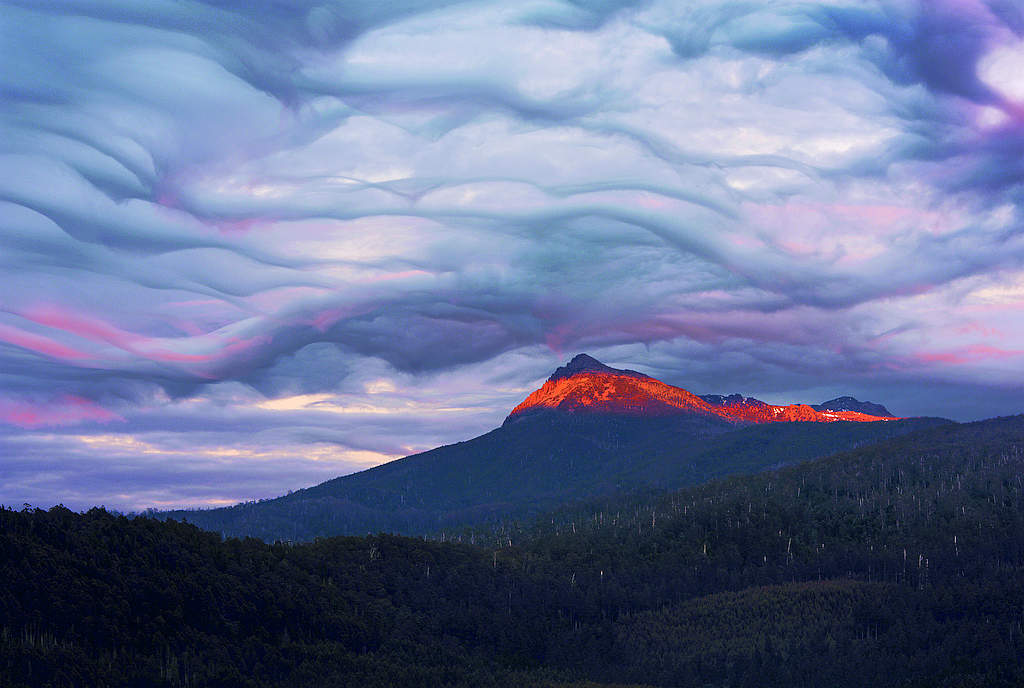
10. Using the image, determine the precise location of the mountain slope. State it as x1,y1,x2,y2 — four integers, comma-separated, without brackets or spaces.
164,355,940,541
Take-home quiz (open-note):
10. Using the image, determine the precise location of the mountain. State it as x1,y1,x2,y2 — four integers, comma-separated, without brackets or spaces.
507,353,899,424
700,393,768,408
7,415,1024,687
813,395,893,417
546,352,650,381
163,354,939,541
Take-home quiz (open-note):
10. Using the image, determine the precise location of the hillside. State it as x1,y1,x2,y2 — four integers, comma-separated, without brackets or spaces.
165,412,942,541
3,415,1024,687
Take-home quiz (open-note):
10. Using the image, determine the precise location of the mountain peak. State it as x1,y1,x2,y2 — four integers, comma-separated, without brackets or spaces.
507,355,706,423
813,396,893,417
548,353,650,382
508,355,899,425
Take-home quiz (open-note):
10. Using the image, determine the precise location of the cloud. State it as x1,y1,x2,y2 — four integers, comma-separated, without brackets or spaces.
2,0,1024,509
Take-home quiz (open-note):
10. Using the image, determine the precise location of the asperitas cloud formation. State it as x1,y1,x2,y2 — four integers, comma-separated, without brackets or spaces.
2,0,1024,510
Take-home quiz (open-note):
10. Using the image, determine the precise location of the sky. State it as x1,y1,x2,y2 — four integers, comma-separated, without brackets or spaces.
3,0,1024,511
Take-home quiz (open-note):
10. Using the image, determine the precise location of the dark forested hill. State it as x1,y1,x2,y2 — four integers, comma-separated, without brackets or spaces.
164,414,945,541
4,415,1024,687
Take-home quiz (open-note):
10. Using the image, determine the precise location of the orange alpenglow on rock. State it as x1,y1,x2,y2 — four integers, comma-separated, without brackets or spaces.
507,354,899,425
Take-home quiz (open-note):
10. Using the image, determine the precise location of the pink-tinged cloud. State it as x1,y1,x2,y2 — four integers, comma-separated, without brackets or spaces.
954,322,1004,338
249,287,331,312
136,333,272,368
0,394,123,428
886,282,938,299
746,201,962,241
19,305,270,369
221,334,272,357
917,344,1022,365
361,270,432,284
20,306,213,364
307,305,374,332
544,323,576,353
167,319,212,337
0,323,91,361
213,217,268,234
142,349,216,363
21,305,143,349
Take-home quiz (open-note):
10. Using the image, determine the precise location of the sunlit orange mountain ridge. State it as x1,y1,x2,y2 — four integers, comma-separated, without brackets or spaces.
507,353,898,425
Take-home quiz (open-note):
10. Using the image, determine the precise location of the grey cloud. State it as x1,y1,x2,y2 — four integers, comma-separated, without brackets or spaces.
653,1,1003,105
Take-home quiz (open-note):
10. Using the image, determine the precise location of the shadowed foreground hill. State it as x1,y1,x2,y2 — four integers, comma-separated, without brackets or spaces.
4,415,1024,687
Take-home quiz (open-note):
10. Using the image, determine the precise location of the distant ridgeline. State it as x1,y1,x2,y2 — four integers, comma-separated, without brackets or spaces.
161,354,942,542
4,415,1024,687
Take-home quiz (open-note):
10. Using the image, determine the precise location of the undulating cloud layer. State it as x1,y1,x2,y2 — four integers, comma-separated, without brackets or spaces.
3,0,1024,510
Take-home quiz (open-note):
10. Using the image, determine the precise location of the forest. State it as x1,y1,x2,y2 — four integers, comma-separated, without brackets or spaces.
3,415,1024,687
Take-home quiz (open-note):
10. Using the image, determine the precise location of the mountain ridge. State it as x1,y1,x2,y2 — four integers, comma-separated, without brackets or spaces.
813,395,893,417
507,353,898,425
